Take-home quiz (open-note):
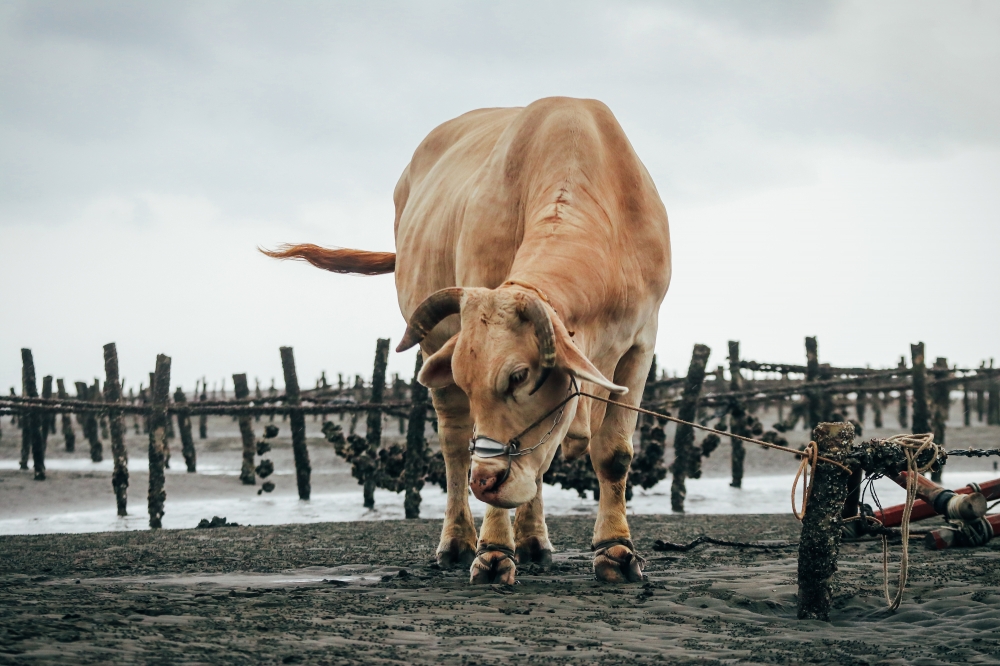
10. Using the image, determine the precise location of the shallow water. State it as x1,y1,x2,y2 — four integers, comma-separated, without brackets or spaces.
2,470,995,536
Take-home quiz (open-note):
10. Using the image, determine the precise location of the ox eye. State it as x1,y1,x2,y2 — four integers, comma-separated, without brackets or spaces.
508,367,529,390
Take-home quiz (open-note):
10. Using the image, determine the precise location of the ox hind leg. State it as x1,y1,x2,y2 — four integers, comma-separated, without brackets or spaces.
589,343,654,583
431,385,478,568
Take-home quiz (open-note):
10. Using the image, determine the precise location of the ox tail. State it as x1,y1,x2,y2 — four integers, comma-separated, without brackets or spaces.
259,243,395,275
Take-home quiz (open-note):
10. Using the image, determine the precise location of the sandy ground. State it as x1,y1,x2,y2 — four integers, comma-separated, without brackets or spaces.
1,514,999,665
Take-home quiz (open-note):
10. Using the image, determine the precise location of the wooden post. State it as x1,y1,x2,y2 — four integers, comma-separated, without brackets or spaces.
854,388,866,427
75,381,102,462
930,357,950,483
92,379,108,441
976,363,986,423
40,375,53,447
872,392,883,429
198,378,208,438
797,421,854,621
896,357,908,429
364,339,390,508
728,341,746,489
670,344,711,512
103,343,129,516
910,343,931,438
233,373,256,485
174,387,196,472
147,354,171,529
56,379,75,452
21,349,45,480
988,362,1000,426
805,336,822,430
729,340,749,488
962,381,971,427
403,353,429,519
280,346,311,500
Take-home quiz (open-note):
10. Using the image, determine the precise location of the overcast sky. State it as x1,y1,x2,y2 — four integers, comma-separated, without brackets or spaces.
2,1,998,396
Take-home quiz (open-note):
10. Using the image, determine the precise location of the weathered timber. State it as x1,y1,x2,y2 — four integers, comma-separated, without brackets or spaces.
75,381,102,461
855,389,866,427
103,343,129,516
670,343,711,512
198,378,208,438
976,364,986,423
233,373,256,485
149,372,170,467
56,379,75,452
797,422,854,621
728,341,746,488
174,387,196,472
21,349,45,480
147,354,171,529
93,379,109,441
989,362,1000,426
364,339,390,508
403,354,429,519
963,382,971,427
40,375,53,446
280,346,311,500
872,392,883,429
805,337,822,431
930,358,949,483
910,343,931,440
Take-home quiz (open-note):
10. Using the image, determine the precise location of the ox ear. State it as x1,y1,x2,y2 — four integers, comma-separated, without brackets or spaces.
553,324,628,395
417,334,458,389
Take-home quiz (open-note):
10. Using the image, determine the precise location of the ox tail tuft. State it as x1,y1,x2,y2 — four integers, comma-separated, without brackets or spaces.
259,243,395,275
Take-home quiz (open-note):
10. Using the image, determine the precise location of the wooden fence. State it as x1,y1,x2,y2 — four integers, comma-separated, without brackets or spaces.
3,337,999,527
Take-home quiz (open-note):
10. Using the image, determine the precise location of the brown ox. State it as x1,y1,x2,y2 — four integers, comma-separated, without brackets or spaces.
265,97,671,583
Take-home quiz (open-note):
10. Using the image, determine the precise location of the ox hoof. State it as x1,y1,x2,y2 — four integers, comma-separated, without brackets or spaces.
515,537,553,569
436,539,476,570
593,542,644,583
470,546,516,585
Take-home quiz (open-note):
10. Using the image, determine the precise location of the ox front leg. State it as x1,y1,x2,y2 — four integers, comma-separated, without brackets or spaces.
513,479,553,568
431,385,478,569
470,506,517,584
589,344,653,583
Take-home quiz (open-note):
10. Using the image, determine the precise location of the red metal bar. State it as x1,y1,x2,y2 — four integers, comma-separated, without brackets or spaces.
875,476,1000,527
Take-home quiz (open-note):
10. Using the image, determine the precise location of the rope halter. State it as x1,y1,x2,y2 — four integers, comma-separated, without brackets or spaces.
468,379,579,482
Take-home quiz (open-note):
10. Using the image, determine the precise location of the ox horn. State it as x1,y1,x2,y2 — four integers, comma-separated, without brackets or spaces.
520,297,556,395
396,287,465,352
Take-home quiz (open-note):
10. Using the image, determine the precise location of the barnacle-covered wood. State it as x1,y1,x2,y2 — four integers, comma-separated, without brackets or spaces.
56,379,75,452
728,341,746,488
363,339,390,508
21,349,45,480
103,343,129,516
147,354,171,529
232,373,256,485
280,346,311,500
797,421,854,621
173,387,197,472
403,353,429,519
670,343,711,512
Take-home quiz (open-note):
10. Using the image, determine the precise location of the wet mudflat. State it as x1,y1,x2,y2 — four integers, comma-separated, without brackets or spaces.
1,514,999,665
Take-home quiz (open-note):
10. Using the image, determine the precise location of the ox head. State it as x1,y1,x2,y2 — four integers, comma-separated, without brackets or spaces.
396,285,626,508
